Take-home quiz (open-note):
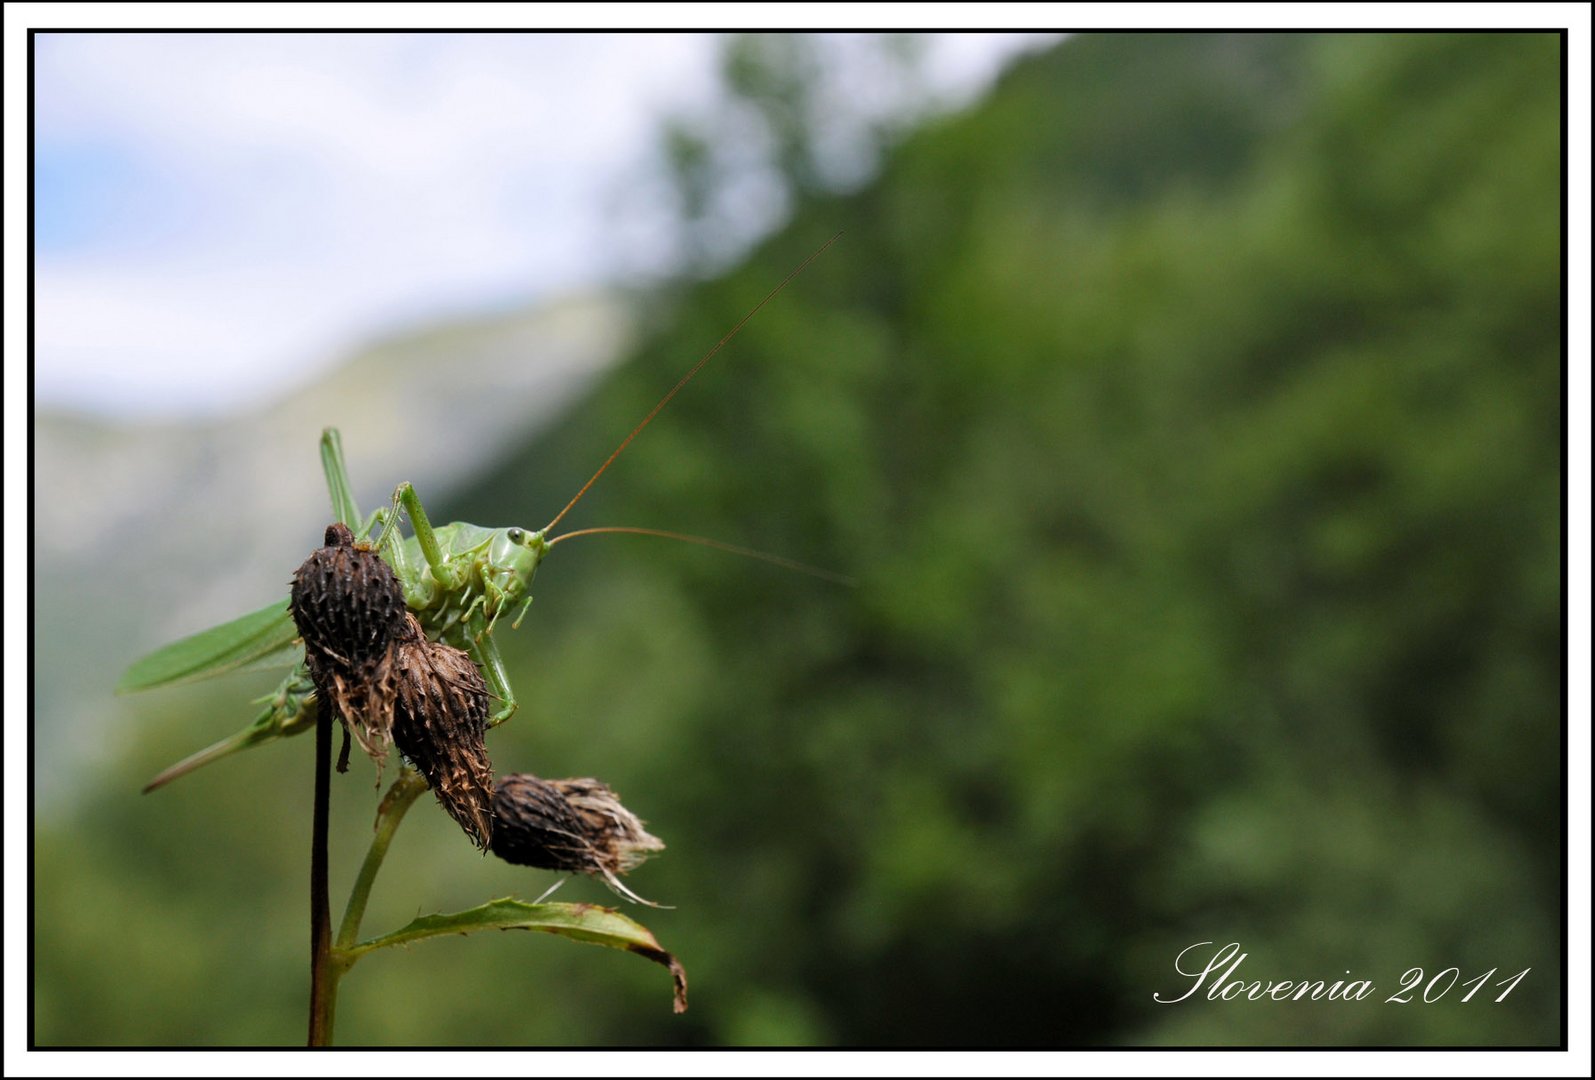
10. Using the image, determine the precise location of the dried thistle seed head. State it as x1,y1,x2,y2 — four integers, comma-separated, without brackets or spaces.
385,614,495,850
555,778,667,874
290,523,409,774
491,774,665,905
289,522,407,670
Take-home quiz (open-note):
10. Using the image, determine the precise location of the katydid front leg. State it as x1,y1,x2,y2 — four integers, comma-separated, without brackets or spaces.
143,666,320,791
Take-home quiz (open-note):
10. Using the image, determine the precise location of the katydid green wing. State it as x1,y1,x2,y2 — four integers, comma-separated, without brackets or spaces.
117,599,301,692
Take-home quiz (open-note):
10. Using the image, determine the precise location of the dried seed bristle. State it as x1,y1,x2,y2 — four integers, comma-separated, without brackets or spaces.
491,774,665,905
305,646,396,769
386,614,495,849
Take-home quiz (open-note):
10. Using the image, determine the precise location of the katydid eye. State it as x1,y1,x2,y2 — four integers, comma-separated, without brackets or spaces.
507,527,525,544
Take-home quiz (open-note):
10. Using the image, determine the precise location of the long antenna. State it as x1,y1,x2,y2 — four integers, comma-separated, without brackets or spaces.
542,230,843,534
549,526,855,586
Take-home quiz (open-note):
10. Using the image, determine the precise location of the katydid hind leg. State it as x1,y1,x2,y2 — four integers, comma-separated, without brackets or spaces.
142,721,277,793
319,428,362,529
143,673,319,791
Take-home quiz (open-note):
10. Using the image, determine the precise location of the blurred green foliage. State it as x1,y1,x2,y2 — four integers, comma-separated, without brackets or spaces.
37,32,1561,1046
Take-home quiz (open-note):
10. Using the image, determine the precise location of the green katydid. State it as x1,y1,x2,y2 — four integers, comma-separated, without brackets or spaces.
120,235,845,792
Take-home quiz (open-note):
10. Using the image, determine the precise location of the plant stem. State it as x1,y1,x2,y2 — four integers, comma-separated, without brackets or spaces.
309,750,427,1045
308,707,334,1046
336,769,428,951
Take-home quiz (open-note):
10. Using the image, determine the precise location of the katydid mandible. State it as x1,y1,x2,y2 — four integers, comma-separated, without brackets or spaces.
120,235,844,791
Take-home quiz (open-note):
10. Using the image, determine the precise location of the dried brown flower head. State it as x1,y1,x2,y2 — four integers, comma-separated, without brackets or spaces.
290,523,409,766
290,523,406,670
384,614,495,849
492,774,665,905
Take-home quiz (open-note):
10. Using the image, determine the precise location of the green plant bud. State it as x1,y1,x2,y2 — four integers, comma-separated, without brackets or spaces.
384,614,495,849
491,774,665,905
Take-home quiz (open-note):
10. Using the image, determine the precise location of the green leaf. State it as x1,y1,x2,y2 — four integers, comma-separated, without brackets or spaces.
118,600,300,692
344,897,688,1013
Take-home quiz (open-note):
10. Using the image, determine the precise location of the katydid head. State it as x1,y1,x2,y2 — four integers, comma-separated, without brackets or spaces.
471,525,552,631
488,525,550,591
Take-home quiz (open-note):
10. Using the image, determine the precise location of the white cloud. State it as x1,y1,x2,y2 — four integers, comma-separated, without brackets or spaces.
33,32,1053,418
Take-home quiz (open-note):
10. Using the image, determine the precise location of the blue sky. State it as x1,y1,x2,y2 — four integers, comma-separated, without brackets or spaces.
33,32,1052,418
